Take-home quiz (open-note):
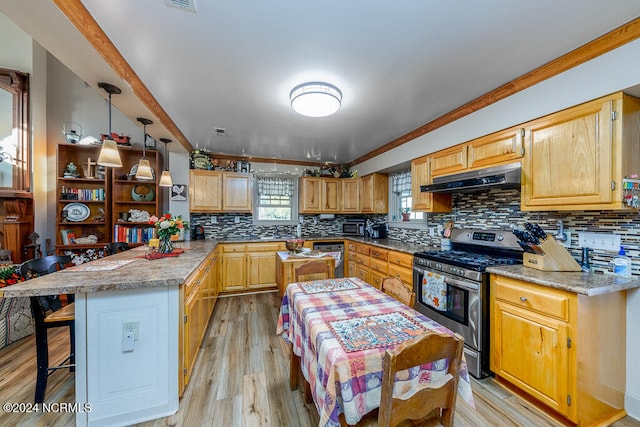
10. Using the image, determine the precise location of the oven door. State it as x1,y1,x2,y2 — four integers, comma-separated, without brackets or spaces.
412,265,481,352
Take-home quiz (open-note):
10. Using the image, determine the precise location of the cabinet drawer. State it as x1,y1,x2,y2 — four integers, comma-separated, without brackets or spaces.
388,251,413,269
370,247,388,261
356,255,370,267
221,243,246,253
387,264,412,284
246,242,280,252
493,276,571,321
369,258,388,275
356,244,371,256
347,242,356,252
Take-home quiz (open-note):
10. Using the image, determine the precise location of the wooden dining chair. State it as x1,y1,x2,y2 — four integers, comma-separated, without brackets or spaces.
19,255,75,403
381,277,415,308
377,331,465,427
294,260,334,282
105,241,130,256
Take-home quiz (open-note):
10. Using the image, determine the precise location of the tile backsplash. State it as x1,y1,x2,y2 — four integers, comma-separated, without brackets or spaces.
191,187,640,275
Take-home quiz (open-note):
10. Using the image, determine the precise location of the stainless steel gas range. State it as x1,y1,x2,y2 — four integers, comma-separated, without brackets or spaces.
413,228,523,378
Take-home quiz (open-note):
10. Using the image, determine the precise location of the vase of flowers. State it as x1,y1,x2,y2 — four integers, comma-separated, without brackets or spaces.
149,213,189,254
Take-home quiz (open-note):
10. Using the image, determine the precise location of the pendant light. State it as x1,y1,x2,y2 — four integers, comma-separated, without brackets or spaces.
97,82,123,167
159,138,173,187
135,117,154,180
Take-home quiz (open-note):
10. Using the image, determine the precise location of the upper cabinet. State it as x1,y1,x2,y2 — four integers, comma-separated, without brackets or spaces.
360,173,388,214
189,170,252,213
299,177,339,213
411,155,451,212
340,178,360,213
522,92,640,211
430,145,468,178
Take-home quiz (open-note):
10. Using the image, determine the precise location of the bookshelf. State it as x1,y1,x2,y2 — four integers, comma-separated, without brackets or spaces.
55,144,110,254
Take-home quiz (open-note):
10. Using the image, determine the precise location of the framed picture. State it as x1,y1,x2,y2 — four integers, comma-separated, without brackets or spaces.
171,184,187,201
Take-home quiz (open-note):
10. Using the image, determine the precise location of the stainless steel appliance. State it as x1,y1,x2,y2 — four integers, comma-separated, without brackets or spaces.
312,241,344,277
420,162,521,193
342,219,365,236
413,228,522,378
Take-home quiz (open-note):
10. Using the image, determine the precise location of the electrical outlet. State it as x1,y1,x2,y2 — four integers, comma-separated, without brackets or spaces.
122,321,139,340
577,232,621,251
429,227,436,237
210,215,217,224
234,216,240,224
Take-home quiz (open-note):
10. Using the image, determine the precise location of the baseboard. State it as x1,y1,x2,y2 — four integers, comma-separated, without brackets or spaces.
625,392,640,421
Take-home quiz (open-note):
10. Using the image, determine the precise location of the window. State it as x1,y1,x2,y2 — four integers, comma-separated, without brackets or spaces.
390,170,424,222
0,68,30,194
253,174,298,225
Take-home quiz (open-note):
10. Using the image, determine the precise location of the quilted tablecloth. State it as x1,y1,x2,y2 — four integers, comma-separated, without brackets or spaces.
276,277,474,426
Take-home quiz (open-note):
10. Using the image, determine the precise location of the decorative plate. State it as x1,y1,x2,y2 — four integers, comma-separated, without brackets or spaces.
191,152,211,170
129,163,156,180
63,203,90,222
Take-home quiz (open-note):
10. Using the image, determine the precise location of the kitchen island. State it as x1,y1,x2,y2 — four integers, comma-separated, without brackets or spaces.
275,250,336,296
0,240,218,427
487,265,640,426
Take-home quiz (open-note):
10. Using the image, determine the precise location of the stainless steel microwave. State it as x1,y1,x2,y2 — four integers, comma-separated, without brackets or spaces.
342,220,365,236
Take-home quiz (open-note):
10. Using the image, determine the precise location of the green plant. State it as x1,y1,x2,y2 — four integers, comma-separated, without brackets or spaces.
399,207,411,214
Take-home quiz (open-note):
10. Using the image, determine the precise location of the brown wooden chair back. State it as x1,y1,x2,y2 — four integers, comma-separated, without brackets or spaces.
378,331,464,427
381,276,415,307
294,260,334,282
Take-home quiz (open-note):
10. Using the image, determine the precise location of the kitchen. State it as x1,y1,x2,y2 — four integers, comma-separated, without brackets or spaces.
2,1,640,426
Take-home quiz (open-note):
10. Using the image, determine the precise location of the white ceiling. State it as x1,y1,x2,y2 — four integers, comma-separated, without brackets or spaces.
3,1,640,164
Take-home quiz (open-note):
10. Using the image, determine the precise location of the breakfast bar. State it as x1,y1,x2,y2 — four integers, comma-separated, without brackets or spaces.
0,240,218,427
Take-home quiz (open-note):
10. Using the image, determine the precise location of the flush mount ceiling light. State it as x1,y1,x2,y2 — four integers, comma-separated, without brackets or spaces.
290,82,342,117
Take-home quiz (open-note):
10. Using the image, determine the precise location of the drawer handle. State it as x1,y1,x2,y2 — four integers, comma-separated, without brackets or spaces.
520,297,527,302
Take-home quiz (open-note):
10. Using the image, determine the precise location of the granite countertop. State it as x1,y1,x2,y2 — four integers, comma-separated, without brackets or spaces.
0,240,218,297
486,265,640,296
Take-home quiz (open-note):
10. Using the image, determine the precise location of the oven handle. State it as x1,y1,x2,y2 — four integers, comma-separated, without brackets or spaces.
413,266,480,291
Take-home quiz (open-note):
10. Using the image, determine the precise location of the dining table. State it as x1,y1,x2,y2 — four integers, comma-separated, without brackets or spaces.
276,276,475,427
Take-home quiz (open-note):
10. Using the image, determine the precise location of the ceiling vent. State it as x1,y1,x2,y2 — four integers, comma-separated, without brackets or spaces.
165,0,197,13
214,127,227,136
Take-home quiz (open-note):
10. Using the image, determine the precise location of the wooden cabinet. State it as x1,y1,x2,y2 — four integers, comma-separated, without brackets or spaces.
430,144,468,178
410,155,451,213
189,170,252,212
360,173,388,214
111,146,160,246
55,144,111,254
180,250,219,394
522,92,640,211
220,242,283,293
467,126,524,169
387,250,413,285
354,243,371,283
340,178,360,213
490,274,627,425
299,177,339,213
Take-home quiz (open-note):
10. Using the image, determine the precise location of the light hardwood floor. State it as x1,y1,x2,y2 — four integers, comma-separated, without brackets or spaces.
1,291,639,427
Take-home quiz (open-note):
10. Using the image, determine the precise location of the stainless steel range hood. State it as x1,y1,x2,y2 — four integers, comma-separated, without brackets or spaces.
420,162,521,193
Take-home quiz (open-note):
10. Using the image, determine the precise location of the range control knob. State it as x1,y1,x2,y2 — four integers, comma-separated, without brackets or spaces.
497,234,504,241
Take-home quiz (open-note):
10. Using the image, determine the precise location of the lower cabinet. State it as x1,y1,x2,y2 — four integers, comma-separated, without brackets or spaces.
220,242,284,293
490,274,627,425
180,250,219,395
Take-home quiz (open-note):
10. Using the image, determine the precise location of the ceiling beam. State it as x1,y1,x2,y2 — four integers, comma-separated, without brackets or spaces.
350,16,640,167
52,0,194,154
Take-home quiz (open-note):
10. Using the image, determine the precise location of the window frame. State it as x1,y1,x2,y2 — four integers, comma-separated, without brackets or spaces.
0,68,30,195
252,173,299,226
388,171,427,228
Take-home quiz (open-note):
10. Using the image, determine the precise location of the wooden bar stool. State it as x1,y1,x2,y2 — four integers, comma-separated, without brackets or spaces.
19,255,74,403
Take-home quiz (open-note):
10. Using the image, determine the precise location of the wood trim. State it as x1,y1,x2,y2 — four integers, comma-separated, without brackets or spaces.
350,16,640,166
52,0,193,154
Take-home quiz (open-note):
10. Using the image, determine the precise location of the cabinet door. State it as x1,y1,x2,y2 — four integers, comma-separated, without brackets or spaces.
221,252,246,291
356,265,370,284
321,179,340,212
247,251,277,289
492,301,571,417
360,175,374,213
340,178,360,213
522,98,613,209
189,170,223,212
468,127,524,169
222,173,252,212
183,289,201,386
411,155,452,213
370,270,384,290
360,173,388,213
430,145,468,177
299,177,321,213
